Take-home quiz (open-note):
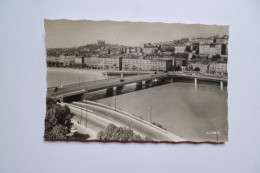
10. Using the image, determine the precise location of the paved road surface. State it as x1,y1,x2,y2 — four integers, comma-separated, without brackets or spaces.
72,101,186,142
47,73,168,98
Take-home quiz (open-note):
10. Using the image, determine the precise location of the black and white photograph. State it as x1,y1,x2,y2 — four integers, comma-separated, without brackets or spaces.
2,0,260,173
44,19,229,142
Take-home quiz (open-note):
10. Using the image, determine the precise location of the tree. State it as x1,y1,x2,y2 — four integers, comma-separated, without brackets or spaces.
96,124,150,141
45,125,69,139
185,46,192,52
211,54,221,62
44,103,74,139
46,97,56,111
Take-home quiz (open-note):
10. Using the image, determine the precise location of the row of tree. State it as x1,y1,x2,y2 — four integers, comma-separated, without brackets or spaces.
44,98,74,140
96,124,152,141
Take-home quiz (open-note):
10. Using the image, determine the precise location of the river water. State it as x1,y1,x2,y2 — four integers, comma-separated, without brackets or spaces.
47,68,228,142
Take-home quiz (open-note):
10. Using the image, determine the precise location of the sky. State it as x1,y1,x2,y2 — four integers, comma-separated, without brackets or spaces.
45,19,229,48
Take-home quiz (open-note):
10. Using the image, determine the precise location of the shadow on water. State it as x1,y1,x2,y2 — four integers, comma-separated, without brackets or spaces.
85,81,168,101
84,78,226,101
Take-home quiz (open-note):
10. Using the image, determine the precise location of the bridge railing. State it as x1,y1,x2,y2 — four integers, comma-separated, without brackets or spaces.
82,100,170,134
47,73,156,90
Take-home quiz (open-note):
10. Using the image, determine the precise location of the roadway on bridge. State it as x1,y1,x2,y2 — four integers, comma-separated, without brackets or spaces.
71,100,186,142
60,103,125,137
47,73,168,98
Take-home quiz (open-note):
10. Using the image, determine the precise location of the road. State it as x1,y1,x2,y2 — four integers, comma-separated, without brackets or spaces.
61,103,120,134
71,101,186,142
47,73,169,98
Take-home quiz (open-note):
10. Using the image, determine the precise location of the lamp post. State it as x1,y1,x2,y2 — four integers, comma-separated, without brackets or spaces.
59,79,63,91
85,106,88,128
114,91,117,111
80,107,82,125
79,76,80,86
149,105,152,124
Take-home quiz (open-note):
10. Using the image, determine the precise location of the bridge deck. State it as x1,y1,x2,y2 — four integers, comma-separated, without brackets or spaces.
47,72,227,99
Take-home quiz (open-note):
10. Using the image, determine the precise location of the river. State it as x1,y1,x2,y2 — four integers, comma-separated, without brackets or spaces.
47,68,228,142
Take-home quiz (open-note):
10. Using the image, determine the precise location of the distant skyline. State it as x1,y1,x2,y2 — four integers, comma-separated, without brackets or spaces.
45,19,229,48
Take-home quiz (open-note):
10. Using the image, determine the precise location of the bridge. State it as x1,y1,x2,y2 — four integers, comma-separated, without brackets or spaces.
61,100,186,142
47,72,227,102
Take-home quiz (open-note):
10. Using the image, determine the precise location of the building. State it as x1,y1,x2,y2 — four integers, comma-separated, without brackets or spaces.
142,47,157,55
199,44,210,56
84,57,103,68
174,45,186,53
190,63,209,73
174,58,187,67
216,38,228,44
191,38,213,44
216,63,227,75
75,57,84,64
209,44,222,58
122,58,172,71
199,44,222,58
59,55,75,66
103,58,119,70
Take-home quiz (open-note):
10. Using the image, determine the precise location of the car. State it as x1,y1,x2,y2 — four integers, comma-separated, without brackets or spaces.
53,87,59,92
151,75,154,77
120,79,124,82
154,71,157,74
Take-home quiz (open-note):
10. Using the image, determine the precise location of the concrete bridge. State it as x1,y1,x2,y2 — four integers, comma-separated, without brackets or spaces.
63,100,186,142
47,72,227,102
102,70,152,77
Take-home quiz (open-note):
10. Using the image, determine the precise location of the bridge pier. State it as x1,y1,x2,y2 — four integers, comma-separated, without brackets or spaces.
136,81,142,90
81,92,88,100
220,81,223,90
194,78,197,88
116,85,124,94
106,87,114,96
145,80,152,88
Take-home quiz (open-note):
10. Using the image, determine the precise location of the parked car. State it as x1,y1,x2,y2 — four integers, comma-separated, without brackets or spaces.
120,79,124,82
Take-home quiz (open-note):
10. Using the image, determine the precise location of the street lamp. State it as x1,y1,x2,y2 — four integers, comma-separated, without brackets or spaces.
149,105,152,124
114,90,117,111
80,107,82,125
85,106,87,128
59,79,63,91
